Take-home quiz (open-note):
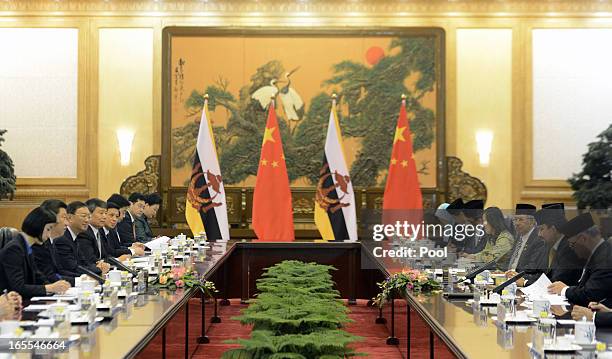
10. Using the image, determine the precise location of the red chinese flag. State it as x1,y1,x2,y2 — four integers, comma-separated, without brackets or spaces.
252,100,295,241
383,99,423,230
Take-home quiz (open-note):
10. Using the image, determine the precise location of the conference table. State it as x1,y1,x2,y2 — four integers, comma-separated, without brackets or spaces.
6,240,612,358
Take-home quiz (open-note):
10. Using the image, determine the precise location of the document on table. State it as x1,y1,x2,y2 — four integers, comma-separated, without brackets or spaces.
518,273,569,305
519,273,552,298
145,236,170,250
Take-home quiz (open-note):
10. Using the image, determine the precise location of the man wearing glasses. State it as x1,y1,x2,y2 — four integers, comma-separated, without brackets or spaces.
503,204,544,273
54,201,106,277
548,213,612,307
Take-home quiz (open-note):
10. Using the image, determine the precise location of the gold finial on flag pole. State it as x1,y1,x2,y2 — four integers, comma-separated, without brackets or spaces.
204,93,209,100
401,94,406,100
332,93,337,106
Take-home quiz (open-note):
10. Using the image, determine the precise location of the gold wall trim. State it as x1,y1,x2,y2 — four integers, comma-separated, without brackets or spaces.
5,0,612,17
1,19,92,198
517,21,612,204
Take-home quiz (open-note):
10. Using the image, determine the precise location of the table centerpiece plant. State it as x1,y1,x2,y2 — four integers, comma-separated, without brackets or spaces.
151,267,218,297
373,269,442,308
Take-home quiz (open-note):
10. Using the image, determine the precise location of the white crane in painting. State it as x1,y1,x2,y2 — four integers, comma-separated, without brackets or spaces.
251,78,280,110
278,67,304,125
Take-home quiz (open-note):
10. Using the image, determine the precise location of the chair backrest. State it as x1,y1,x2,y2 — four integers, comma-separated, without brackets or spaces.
0,227,18,250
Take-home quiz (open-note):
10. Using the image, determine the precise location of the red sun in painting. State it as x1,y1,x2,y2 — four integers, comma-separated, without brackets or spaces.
366,46,385,65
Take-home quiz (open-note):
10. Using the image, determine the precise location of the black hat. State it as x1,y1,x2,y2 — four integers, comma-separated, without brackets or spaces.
542,203,564,210
515,203,536,216
535,208,567,228
447,198,464,215
560,213,595,238
463,199,484,219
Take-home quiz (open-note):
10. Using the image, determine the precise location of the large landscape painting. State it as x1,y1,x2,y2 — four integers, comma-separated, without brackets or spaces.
166,28,444,191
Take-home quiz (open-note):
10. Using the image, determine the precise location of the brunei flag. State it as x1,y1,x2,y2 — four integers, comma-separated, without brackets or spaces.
185,96,230,240
314,96,358,242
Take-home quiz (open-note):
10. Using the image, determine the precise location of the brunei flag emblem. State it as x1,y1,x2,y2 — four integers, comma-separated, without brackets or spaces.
185,95,230,240
314,95,358,242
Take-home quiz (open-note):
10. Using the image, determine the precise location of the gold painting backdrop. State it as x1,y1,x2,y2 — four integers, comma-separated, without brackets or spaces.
169,29,443,190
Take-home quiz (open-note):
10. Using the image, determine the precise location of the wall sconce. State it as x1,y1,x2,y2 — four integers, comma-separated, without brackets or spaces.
116,129,135,166
475,130,493,167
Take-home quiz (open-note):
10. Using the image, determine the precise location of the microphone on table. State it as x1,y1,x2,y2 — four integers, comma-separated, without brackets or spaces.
492,270,541,294
464,259,497,283
106,256,139,277
77,265,105,284
464,250,511,283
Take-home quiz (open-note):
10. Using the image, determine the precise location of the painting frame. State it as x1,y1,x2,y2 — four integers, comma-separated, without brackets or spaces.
161,26,446,232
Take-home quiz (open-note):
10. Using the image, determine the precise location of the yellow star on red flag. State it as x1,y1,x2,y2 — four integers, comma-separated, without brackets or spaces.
393,126,406,144
262,127,276,145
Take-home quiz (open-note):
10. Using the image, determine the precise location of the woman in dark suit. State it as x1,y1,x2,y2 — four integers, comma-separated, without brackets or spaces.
0,207,71,298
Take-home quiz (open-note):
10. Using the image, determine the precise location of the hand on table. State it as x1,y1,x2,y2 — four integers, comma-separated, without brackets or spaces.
551,305,568,317
7,291,22,309
547,281,568,295
46,280,71,294
97,261,111,274
571,305,594,321
130,245,145,256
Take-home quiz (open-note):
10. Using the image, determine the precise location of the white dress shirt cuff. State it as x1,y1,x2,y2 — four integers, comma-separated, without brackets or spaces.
561,286,569,298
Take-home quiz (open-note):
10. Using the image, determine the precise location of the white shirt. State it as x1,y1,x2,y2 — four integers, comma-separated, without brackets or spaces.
67,227,78,241
89,224,103,259
89,224,99,239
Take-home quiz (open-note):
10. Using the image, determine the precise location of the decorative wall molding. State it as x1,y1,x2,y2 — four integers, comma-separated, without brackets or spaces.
446,156,487,203
3,0,612,17
119,155,161,197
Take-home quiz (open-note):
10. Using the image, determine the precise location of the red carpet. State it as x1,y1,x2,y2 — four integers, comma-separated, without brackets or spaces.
138,298,456,358
191,299,403,359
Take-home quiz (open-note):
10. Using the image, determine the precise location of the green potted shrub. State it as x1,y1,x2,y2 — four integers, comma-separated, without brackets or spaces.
0,129,16,201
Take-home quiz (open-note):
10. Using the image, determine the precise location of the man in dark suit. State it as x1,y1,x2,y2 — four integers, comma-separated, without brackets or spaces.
510,203,585,286
104,201,144,258
0,207,70,298
536,203,584,285
107,193,130,222
135,193,160,243
461,199,487,254
503,204,545,272
78,199,111,275
54,201,104,277
34,199,78,285
117,192,146,246
548,213,612,307
446,198,467,252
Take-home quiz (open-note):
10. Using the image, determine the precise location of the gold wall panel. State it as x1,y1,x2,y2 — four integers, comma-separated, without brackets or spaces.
98,27,154,199
3,0,609,212
456,28,513,208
